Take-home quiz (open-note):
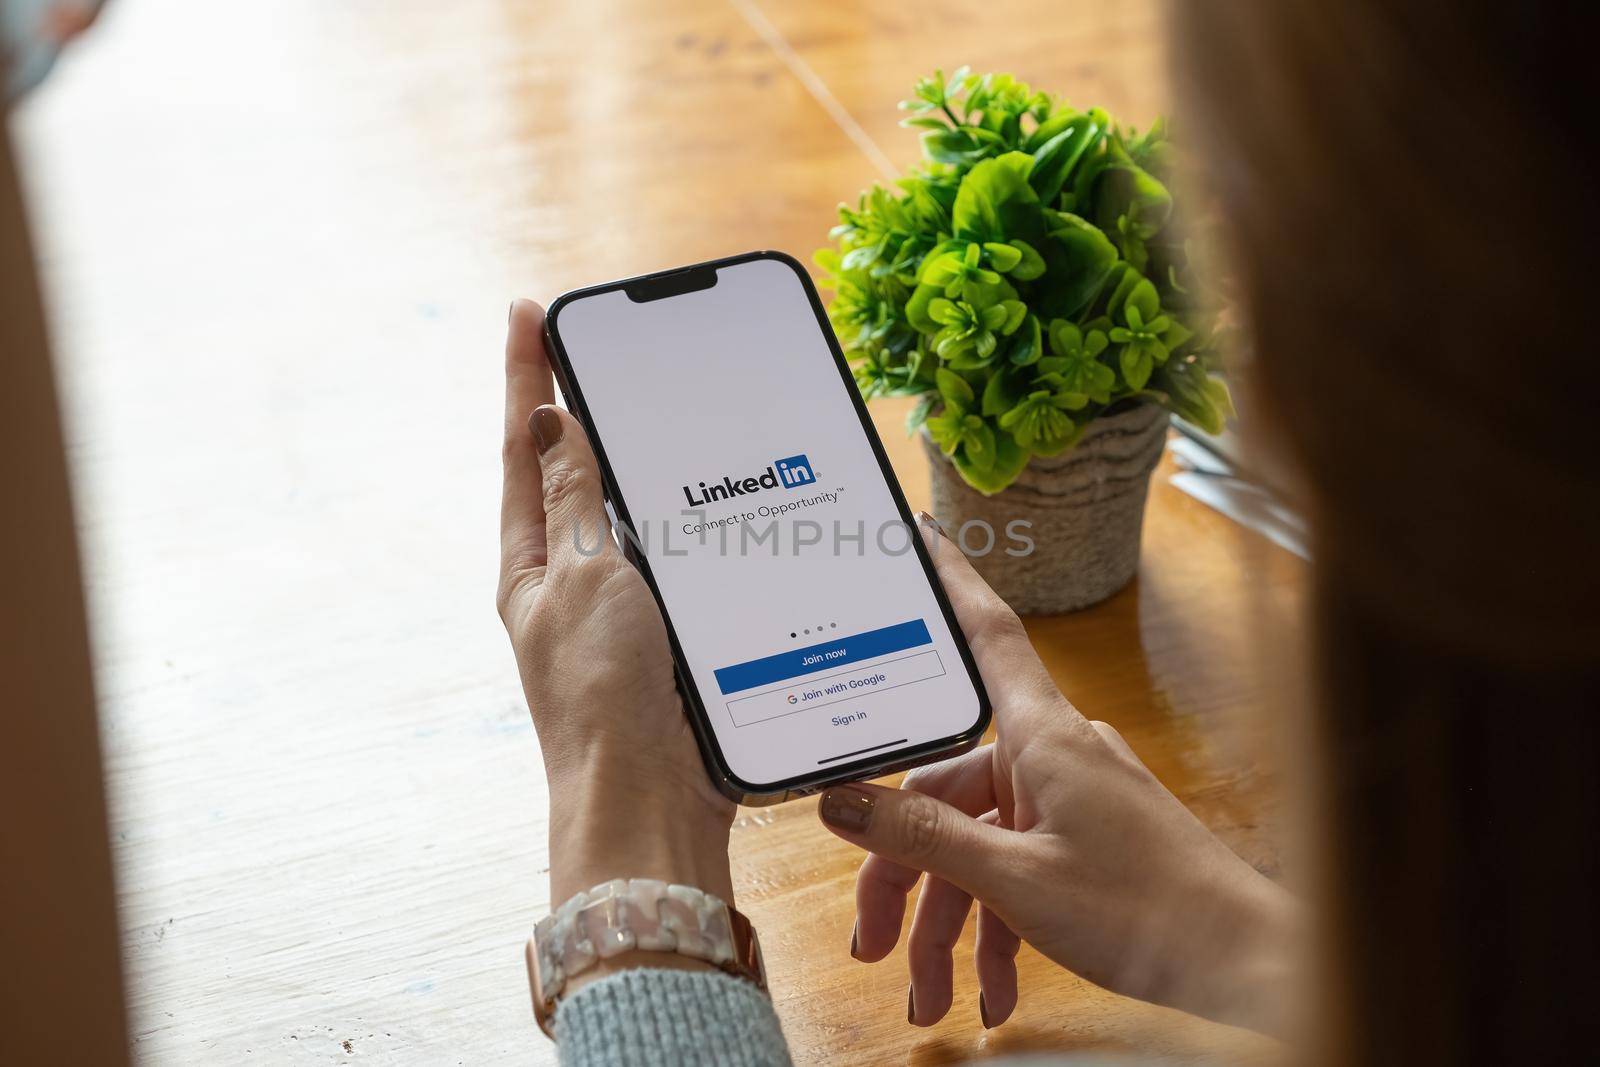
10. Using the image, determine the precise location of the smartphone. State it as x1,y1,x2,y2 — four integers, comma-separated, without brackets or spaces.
543,251,990,804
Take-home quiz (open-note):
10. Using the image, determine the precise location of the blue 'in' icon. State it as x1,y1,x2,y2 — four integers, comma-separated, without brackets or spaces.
774,454,817,489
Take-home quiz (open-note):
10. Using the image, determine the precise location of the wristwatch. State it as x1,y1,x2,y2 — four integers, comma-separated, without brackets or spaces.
525,878,768,1037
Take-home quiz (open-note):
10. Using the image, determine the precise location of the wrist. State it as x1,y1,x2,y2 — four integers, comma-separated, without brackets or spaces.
546,748,735,906
1172,868,1300,1038
548,805,734,906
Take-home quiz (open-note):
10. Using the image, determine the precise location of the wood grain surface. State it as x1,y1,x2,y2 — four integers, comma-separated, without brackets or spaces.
12,0,1302,1062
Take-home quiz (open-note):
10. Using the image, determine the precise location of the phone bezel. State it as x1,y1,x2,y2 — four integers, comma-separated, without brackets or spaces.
542,250,991,804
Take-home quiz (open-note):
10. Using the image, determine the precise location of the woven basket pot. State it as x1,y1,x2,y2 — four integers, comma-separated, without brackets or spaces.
921,402,1169,615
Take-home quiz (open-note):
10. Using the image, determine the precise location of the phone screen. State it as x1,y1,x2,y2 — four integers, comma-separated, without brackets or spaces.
547,254,986,792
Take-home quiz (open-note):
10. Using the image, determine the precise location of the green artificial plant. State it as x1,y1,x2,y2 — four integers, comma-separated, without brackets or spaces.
816,68,1232,494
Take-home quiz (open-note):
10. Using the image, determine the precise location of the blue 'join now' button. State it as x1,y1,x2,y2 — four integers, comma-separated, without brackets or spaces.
713,619,933,695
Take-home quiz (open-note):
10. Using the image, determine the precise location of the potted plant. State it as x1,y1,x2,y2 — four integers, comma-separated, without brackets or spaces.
816,68,1231,613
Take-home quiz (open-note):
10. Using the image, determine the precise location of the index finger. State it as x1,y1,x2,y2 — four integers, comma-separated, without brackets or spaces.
916,513,1077,721
852,744,998,962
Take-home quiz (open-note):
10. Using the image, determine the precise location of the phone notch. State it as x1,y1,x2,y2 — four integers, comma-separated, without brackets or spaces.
625,266,719,303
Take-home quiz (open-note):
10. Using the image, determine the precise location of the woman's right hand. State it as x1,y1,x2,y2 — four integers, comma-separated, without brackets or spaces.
816,513,1298,1035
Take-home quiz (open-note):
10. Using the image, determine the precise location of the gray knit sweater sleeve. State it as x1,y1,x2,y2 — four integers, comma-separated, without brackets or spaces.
555,967,792,1067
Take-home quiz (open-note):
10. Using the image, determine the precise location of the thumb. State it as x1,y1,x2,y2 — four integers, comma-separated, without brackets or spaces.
818,782,1022,908
528,404,618,572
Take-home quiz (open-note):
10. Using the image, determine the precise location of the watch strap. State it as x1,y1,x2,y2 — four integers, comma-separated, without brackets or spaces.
526,878,767,1037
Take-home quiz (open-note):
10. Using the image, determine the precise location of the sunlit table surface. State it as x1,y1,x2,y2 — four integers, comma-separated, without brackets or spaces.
14,0,1301,1062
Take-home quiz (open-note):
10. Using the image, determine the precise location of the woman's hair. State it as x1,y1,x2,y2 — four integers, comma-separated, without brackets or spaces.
1172,2,1599,1063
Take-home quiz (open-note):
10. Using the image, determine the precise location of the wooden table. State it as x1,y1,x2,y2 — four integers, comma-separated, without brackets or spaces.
13,1,1302,1062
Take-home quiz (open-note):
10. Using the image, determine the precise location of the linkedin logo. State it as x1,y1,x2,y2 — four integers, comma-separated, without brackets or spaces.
774,454,817,489
682,452,820,507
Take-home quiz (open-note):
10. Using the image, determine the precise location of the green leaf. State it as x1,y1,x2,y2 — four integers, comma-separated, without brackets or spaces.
906,393,936,433
1038,213,1117,319
1092,161,1173,242
951,152,1040,243
1028,419,1088,457
998,390,1077,450
1051,388,1088,410
1046,319,1081,358
936,367,975,410
1103,262,1144,318
1081,364,1120,403
1152,356,1233,433
997,396,1036,434
1161,318,1194,353
998,300,1027,334
1120,345,1154,390
983,241,1023,272
925,411,966,455
920,251,963,287
924,128,986,165
1022,107,1081,152
1008,314,1042,365
1126,278,1161,321
905,284,941,332
841,244,880,271
964,421,997,468
981,366,1021,416
1006,239,1047,280
1027,115,1104,205
1039,347,1116,405
952,432,1031,494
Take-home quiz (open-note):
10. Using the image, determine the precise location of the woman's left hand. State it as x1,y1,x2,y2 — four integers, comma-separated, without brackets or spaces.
498,299,735,908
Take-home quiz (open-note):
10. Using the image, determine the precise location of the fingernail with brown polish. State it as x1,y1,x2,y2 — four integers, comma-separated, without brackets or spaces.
508,300,516,324
818,786,875,833
915,510,946,538
907,985,916,1025
529,406,563,453
979,991,993,1029
849,920,861,961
